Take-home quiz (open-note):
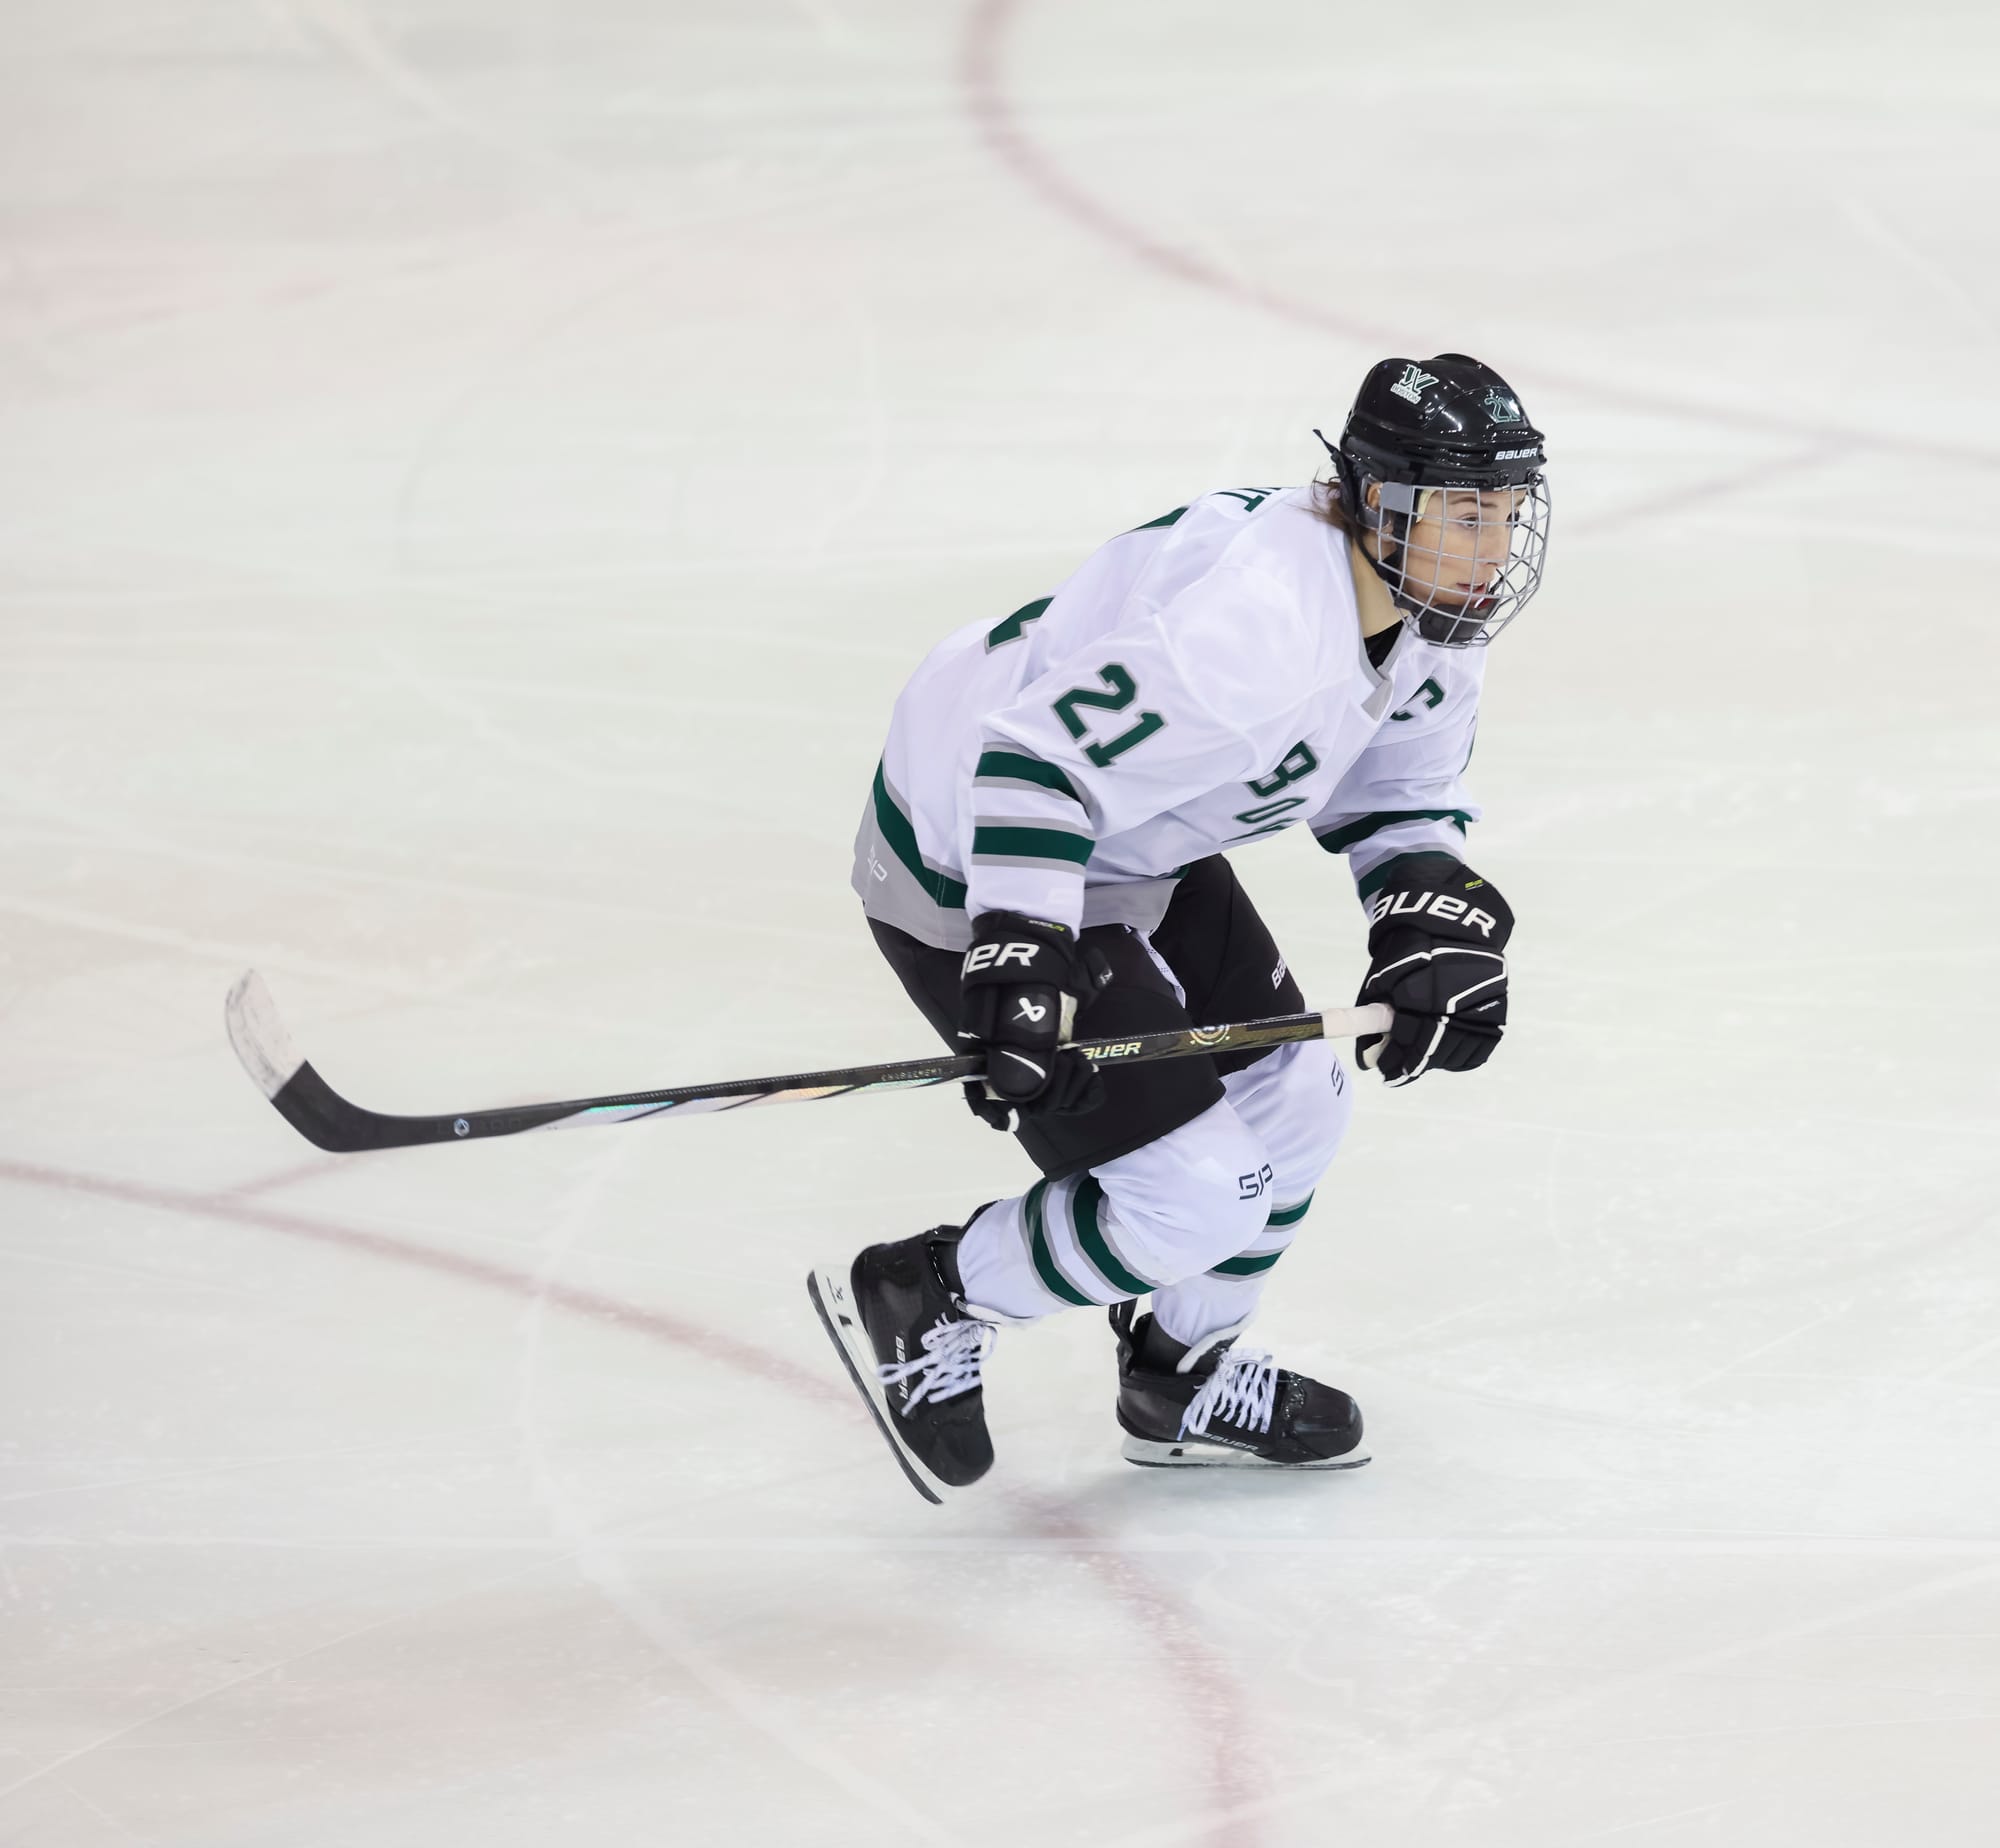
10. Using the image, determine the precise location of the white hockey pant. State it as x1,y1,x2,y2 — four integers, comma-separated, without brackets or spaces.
954,1039,1354,1345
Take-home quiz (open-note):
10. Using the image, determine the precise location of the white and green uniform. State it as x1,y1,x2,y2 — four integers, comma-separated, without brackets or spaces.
853,485,1485,952
855,485,1490,1338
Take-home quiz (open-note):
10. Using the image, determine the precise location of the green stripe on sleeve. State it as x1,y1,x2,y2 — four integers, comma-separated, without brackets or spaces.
1266,1195,1313,1228
986,597,1052,650
1026,1181,1093,1308
871,763,968,908
970,825,1093,866
1071,1178,1150,1296
1315,809,1472,855
973,750,1083,803
1210,1249,1285,1278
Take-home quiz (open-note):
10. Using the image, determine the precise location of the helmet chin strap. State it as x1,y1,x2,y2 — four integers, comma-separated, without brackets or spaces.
1357,499,1416,611
1315,431,1413,606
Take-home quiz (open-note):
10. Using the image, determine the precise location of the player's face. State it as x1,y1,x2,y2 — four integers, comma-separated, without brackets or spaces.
1370,485,1524,609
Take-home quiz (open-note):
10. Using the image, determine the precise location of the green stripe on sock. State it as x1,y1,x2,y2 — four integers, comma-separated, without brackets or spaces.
1266,1195,1313,1227
973,750,1082,803
1210,1249,1284,1278
1071,1177,1150,1297
970,825,1093,865
1026,1180,1092,1308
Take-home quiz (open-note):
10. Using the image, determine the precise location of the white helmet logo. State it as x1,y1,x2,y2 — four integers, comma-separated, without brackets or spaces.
1389,364,1438,405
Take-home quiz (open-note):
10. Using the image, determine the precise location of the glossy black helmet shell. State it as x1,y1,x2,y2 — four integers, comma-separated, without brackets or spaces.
1334,353,1546,493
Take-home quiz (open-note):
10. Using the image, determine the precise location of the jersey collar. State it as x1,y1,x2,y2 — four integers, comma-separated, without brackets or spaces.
1345,536,1411,711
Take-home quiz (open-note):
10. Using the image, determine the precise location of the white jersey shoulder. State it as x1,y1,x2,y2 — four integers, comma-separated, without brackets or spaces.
981,485,1353,726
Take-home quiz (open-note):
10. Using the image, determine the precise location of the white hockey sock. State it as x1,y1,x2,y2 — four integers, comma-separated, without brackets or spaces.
955,1203,1061,1320
1151,1195,1311,1347
955,1101,1292,1321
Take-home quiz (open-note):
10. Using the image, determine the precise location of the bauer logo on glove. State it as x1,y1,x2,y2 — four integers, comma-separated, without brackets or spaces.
1363,883,1504,939
1354,854,1514,1086
962,938,1044,975
955,912,1113,1131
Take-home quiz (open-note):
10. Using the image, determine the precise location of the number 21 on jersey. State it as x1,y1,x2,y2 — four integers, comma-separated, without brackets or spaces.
1052,663,1165,768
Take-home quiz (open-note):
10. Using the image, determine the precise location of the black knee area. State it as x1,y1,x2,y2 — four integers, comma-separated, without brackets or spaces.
1149,857,1307,1077
867,858,1300,1182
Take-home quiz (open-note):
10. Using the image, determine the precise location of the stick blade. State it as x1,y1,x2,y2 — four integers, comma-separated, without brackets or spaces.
225,970,304,1100
224,970,382,1153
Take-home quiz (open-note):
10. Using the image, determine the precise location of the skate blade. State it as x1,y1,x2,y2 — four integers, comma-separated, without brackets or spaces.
805,1265,958,1507
1120,1435,1371,1471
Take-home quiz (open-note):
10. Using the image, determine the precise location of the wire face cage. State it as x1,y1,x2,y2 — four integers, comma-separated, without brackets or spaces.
1366,476,1552,647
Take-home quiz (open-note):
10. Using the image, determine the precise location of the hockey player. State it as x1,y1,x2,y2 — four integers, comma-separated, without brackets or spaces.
808,354,1550,1502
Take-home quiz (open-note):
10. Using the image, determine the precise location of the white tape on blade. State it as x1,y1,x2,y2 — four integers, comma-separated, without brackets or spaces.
224,970,306,1099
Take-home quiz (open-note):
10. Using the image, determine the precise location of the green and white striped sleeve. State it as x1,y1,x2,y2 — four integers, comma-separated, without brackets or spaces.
963,580,1305,930
1310,662,1484,901
963,744,1097,931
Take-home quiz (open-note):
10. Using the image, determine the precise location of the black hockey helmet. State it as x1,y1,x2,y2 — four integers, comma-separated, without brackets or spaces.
1319,353,1550,647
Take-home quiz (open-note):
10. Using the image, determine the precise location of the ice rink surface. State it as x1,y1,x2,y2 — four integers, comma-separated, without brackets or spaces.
4,1,1999,1841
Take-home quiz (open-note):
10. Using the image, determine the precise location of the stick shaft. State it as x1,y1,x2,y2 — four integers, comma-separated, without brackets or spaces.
225,970,1390,1154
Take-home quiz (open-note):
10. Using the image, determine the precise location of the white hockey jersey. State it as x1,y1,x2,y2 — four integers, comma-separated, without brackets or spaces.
852,485,1487,951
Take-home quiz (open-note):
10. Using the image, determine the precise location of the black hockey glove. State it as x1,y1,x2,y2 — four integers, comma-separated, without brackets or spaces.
1355,854,1513,1086
957,911,1112,1131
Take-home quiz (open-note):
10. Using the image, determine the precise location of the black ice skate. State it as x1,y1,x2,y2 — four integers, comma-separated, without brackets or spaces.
807,1226,1001,1504
1110,1301,1369,1471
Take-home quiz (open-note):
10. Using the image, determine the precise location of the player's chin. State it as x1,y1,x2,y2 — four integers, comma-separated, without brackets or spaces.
1407,585,1497,645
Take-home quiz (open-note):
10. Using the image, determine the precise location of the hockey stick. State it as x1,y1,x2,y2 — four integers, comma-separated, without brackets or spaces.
224,970,1393,1155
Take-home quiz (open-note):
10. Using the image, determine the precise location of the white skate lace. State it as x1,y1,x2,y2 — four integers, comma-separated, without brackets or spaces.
877,1315,996,1414
1180,1346,1279,1440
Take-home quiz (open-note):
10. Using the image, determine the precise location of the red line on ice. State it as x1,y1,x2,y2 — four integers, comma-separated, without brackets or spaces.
1,1154,1264,1845
957,0,2000,468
